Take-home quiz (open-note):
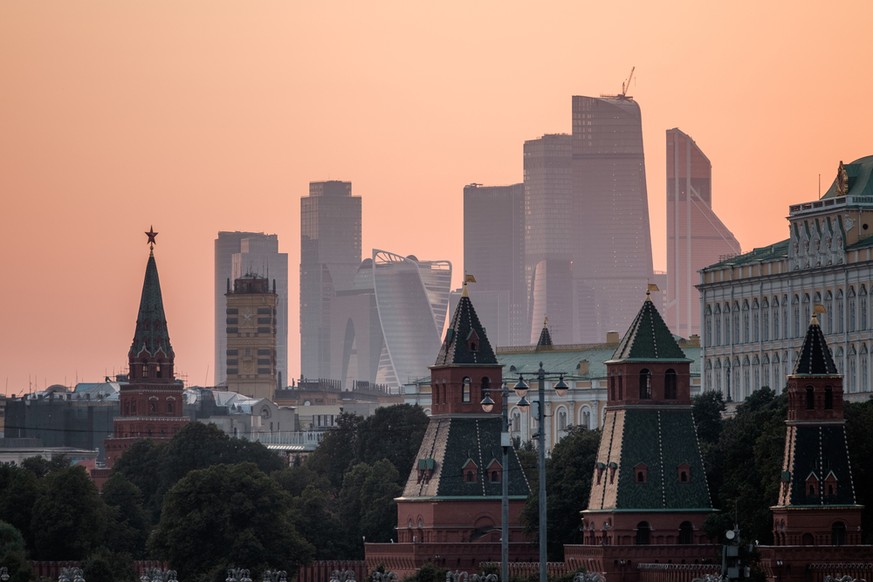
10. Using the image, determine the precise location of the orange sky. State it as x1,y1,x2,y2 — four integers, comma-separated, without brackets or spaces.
2,2,873,392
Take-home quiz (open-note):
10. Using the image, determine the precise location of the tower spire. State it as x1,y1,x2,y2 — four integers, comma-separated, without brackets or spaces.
129,228,174,371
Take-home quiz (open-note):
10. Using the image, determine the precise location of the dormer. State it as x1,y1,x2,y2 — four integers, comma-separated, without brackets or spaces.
462,459,478,484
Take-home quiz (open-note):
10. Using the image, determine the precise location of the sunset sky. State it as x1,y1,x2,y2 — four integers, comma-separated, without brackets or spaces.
3,2,873,392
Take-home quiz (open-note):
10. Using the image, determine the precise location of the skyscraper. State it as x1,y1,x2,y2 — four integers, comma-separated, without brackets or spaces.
463,183,528,346
571,95,654,342
215,232,288,387
372,249,452,389
523,95,654,345
523,134,575,344
300,181,362,380
665,128,740,338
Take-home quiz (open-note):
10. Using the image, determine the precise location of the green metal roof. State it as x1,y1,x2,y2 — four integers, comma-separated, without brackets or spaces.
821,155,873,199
609,296,689,362
434,294,497,366
793,316,838,375
129,251,174,360
703,239,789,270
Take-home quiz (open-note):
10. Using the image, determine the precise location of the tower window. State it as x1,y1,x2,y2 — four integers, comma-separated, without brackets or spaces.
665,369,677,399
639,369,651,400
806,386,815,410
825,387,833,410
462,377,471,403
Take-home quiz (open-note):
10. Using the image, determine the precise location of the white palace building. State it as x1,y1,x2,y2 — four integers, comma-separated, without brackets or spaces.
698,156,873,401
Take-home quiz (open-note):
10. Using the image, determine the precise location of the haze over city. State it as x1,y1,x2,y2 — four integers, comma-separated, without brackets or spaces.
3,2,873,392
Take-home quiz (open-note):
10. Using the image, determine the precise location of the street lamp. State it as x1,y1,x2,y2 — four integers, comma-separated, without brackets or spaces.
480,382,511,582
226,568,252,582
514,362,568,582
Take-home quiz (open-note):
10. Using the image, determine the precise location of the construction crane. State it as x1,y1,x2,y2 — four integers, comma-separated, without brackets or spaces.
619,66,635,99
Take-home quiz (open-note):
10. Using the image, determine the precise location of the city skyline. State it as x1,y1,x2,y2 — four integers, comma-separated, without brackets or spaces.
4,3,873,391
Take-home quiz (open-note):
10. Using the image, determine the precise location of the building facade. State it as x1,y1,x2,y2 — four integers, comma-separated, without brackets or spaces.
372,249,452,390
225,275,278,400
665,128,740,338
698,156,873,401
463,183,528,346
300,181,362,380
214,232,288,387
523,96,654,345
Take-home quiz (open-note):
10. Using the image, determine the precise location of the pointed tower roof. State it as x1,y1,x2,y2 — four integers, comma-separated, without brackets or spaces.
535,318,553,350
434,284,496,366
609,291,688,362
129,231,174,360
793,314,838,375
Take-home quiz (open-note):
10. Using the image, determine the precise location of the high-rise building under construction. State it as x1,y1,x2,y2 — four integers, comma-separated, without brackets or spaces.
524,95,654,344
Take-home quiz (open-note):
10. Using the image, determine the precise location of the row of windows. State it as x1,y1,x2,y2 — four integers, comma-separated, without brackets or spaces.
704,286,870,347
582,521,695,546
704,343,872,398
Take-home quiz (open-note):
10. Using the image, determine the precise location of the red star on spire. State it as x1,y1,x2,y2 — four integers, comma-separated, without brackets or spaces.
145,226,158,248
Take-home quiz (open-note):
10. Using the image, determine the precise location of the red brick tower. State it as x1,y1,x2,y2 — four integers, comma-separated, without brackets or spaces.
566,290,718,580
104,228,189,467
365,284,536,576
758,313,870,582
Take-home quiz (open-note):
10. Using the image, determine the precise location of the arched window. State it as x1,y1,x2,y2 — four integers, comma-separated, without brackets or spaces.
511,410,521,432
742,300,751,343
639,369,651,400
664,369,677,400
806,386,815,410
705,305,713,346
782,295,790,338
793,295,801,337
762,298,770,341
752,299,760,342
771,297,779,340
724,303,731,344
462,377,471,403
557,407,567,432
832,522,847,546
714,304,722,346
635,522,651,545
849,287,857,332
802,294,811,329
732,302,741,344
825,387,833,410
678,521,693,545
580,406,591,430
837,289,845,333
861,344,869,390
802,532,815,546
860,285,868,330
481,376,491,399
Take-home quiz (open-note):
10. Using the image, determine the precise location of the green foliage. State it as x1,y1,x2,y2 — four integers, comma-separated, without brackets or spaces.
81,547,136,582
100,473,150,557
110,438,167,519
707,387,786,544
304,413,363,489
339,460,402,550
150,463,313,580
692,390,726,445
0,520,31,582
20,456,69,479
356,405,429,474
0,464,42,549
845,399,873,542
521,427,600,559
403,562,446,582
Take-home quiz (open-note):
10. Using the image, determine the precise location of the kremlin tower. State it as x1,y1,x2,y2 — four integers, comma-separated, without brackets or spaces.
103,227,189,467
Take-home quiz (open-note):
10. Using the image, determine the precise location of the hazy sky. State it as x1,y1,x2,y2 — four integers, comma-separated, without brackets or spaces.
3,2,873,392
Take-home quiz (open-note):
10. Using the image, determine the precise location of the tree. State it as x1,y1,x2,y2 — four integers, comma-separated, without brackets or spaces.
355,405,429,481
845,400,873,542
304,413,363,490
150,463,313,581
521,427,600,559
30,465,106,560
338,460,402,555
0,520,31,582
111,438,167,520
0,464,42,549
288,484,353,559
709,387,786,544
100,473,150,557
82,547,135,582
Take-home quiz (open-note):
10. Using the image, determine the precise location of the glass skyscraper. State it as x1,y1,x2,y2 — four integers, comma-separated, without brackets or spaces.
665,128,740,338
299,181,362,380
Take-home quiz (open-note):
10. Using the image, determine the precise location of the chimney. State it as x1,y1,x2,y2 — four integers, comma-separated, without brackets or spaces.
606,331,620,344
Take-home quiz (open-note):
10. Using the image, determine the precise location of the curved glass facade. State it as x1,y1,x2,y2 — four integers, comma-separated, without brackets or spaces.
372,249,452,388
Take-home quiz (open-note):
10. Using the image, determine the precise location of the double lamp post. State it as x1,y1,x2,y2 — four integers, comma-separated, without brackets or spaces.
480,362,568,582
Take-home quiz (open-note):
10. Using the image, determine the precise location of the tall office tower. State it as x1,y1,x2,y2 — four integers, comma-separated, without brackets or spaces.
300,181,362,380
571,95,654,343
664,128,740,337
665,128,740,338
225,275,278,400
463,183,528,346
215,232,288,388
523,134,576,344
372,249,452,389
